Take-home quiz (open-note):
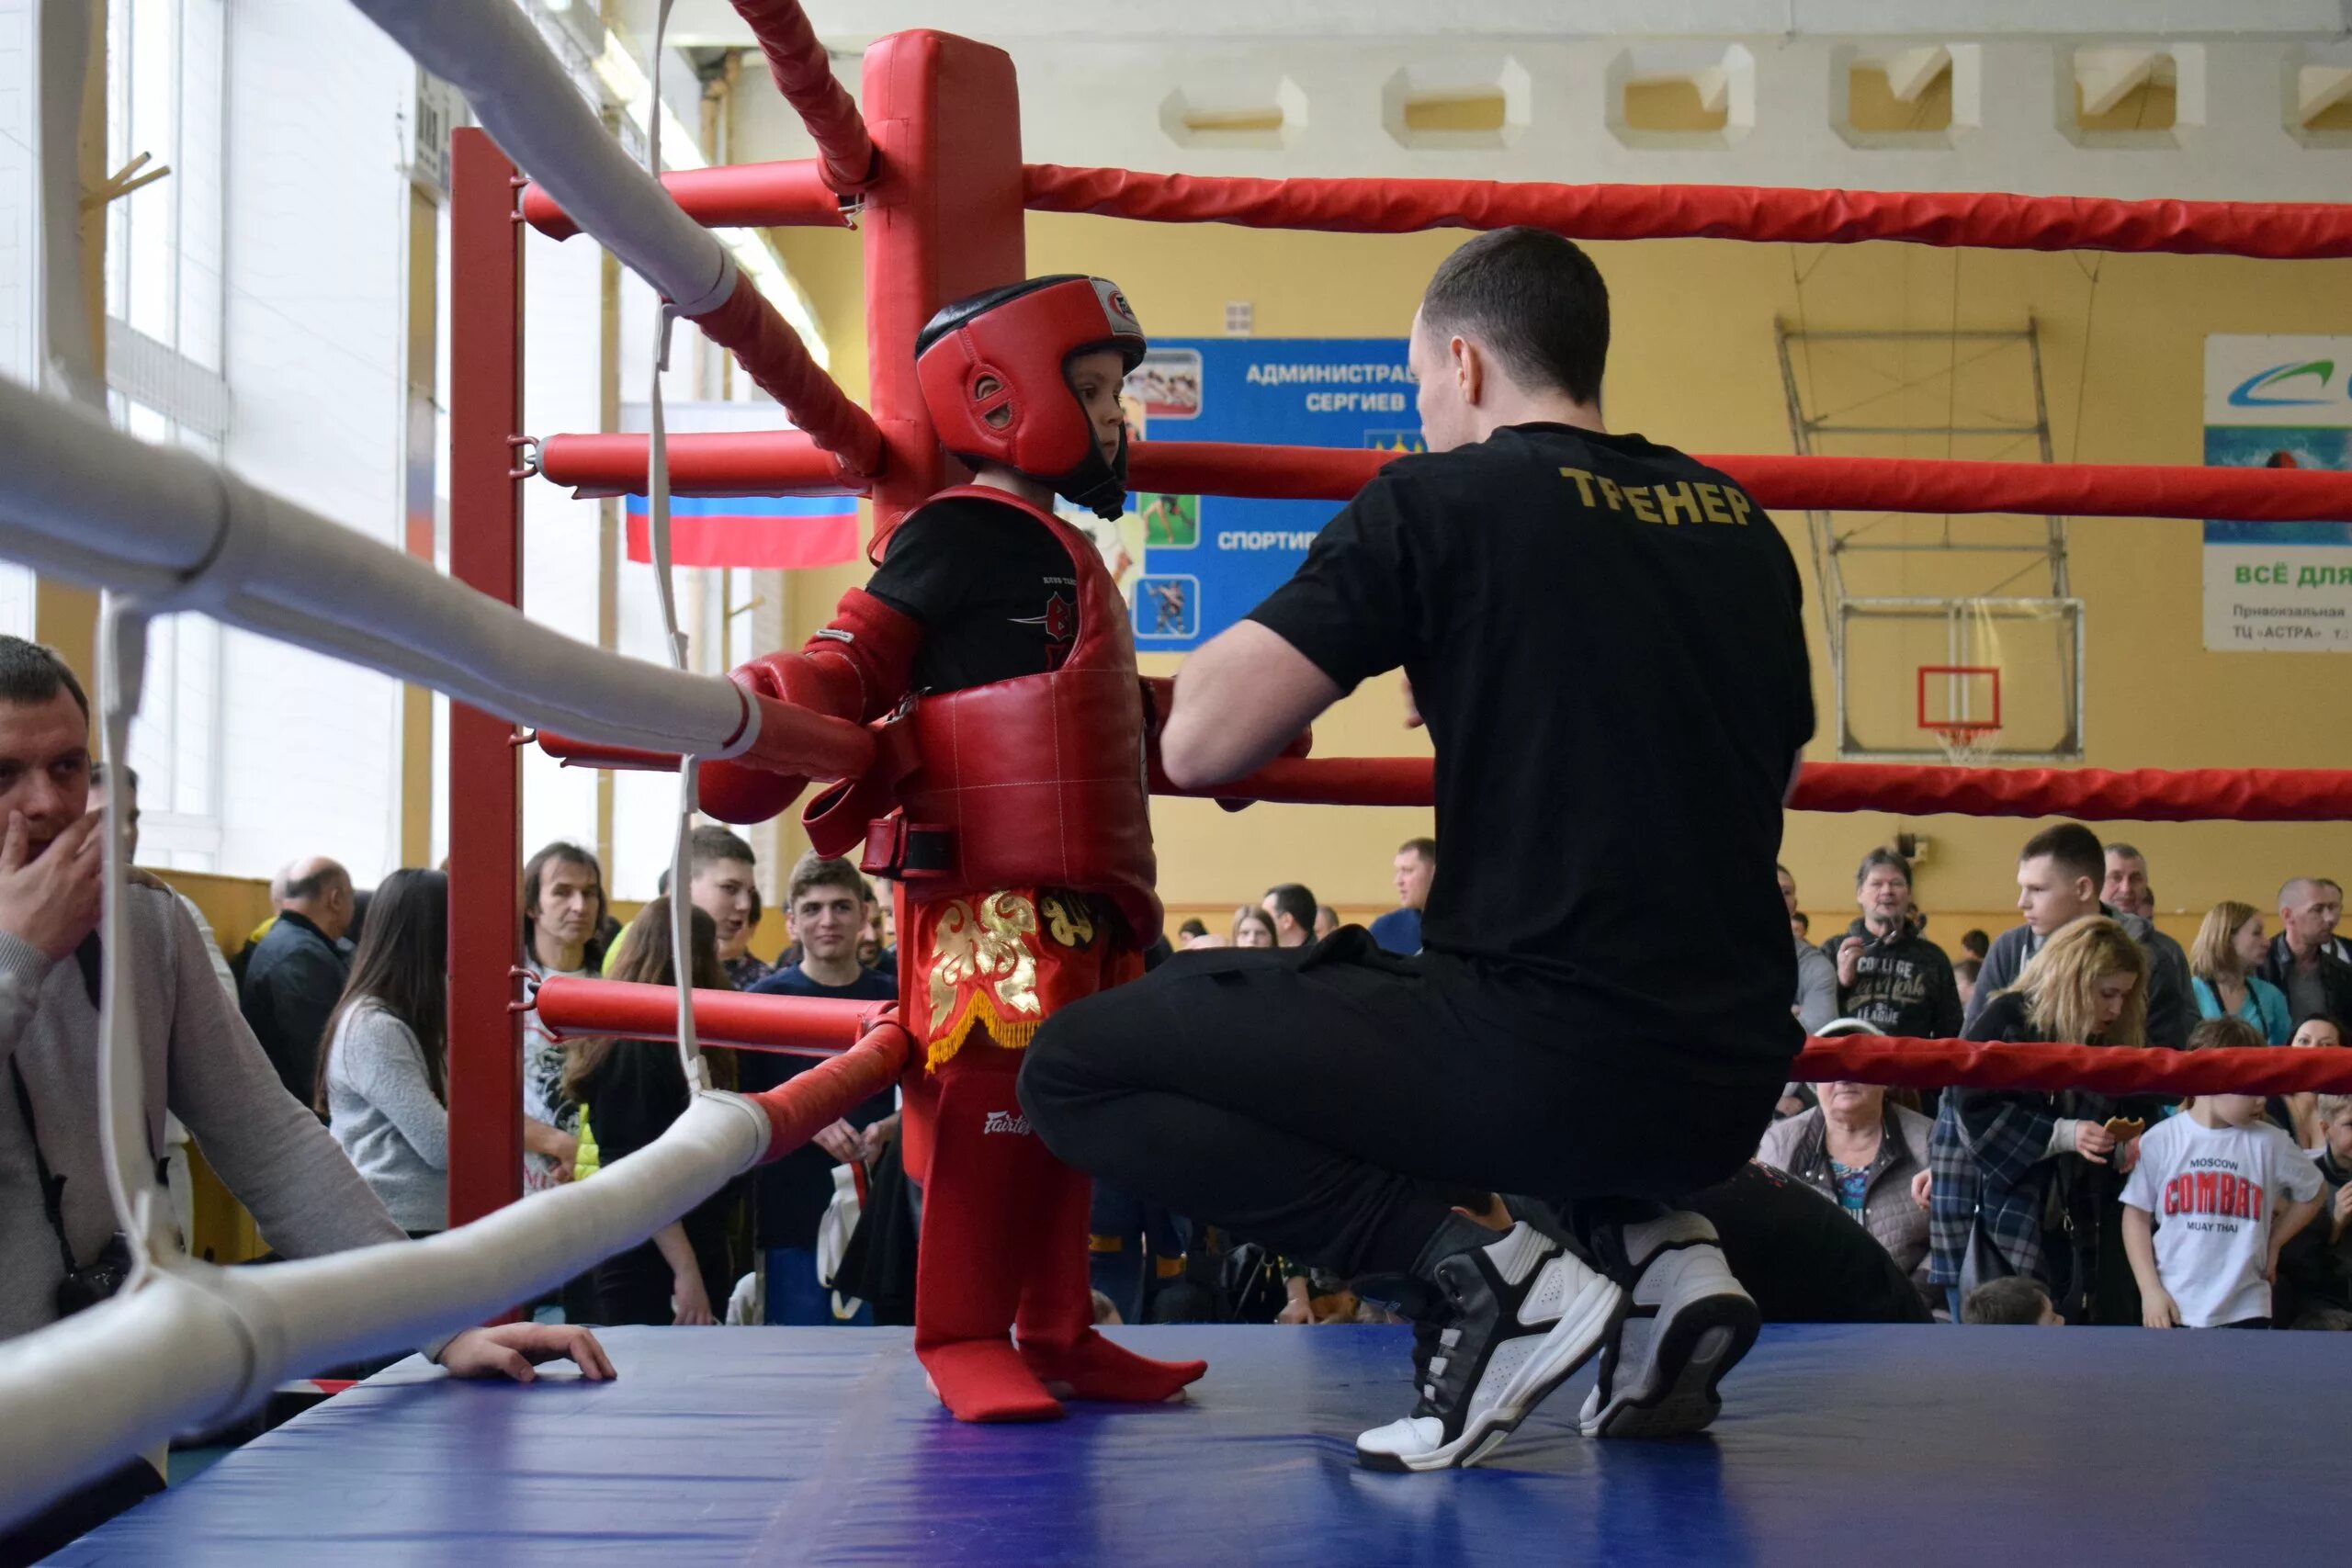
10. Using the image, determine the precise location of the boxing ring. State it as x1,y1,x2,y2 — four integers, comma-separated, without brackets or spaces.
6,2,2352,1561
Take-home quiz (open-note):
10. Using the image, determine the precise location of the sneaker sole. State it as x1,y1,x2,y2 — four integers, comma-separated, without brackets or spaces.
1579,1276,1758,1440
1356,1273,1628,1472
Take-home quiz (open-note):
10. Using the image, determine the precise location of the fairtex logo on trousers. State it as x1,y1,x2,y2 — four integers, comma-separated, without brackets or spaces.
982,1111,1032,1136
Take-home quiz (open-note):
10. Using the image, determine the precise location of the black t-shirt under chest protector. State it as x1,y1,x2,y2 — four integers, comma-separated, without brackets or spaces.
1248,424,1815,1077
865,494,1081,693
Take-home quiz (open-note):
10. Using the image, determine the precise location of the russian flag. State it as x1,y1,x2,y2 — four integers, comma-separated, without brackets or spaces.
625,493,862,570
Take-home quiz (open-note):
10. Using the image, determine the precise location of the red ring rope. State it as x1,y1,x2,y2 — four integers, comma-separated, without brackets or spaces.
1793,1039,2352,1097
1024,164,2352,260
1129,441,2352,520
526,431,2352,524
533,979,2352,1099
520,162,851,240
744,1021,910,1163
727,0,876,194
684,276,882,477
1172,755,2352,823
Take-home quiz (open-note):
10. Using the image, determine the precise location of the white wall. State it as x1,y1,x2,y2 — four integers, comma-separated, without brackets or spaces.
729,32,2352,206
519,224,604,864
0,0,36,636
0,0,30,388
214,0,413,883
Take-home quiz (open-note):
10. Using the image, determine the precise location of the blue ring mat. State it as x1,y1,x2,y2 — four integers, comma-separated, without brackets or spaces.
49,1322,2352,1566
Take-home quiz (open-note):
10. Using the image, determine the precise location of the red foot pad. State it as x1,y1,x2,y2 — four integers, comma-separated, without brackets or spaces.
919,1341,1064,1425
910,1042,1065,1423
1013,1150,1205,1403
1019,1331,1205,1404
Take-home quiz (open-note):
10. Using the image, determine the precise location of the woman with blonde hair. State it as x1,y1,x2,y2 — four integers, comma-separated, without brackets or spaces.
1927,918,2149,1322
2188,900,2291,1044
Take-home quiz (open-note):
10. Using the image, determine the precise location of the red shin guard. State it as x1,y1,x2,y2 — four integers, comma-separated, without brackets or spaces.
1014,1156,1207,1404
910,1045,1062,1423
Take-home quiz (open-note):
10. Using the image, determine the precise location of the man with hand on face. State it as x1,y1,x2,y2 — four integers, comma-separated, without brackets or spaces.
0,639,608,1562
1966,822,2189,1047
1023,229,1814,1471
742,853,899,1325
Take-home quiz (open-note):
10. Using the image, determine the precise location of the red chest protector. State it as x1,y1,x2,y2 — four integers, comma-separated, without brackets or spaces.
807,487,1161,948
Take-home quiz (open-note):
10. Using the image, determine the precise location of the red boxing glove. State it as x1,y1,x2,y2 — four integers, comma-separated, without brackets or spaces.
696,589,923,825
697,664,818,824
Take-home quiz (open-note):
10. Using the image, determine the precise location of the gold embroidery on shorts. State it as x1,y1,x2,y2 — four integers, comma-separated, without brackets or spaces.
1039,892,1096,951
927,892,1042,1025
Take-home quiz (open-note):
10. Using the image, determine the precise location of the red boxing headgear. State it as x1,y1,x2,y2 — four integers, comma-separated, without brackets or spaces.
914,276,1146,519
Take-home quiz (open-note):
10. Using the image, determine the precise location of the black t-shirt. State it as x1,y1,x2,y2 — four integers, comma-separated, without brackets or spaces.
1248,423,1814,1079
738,964,900,1248
865,494,1080,693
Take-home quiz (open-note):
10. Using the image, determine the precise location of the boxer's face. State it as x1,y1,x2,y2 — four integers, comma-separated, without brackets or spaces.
1067,350,1128,469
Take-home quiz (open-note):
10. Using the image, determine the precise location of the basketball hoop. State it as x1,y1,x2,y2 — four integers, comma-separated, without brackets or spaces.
1917,663,2002,767
1929,721,2000,768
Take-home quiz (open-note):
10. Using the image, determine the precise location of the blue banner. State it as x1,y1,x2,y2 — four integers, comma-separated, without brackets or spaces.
1114,337,1417,651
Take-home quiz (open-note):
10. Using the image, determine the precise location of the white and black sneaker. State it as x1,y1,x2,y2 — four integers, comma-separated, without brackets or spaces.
1354,1222,1626,1472
1577,1210,1758,1439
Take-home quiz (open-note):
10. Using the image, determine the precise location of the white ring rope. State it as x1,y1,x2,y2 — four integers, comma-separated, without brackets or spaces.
0,378,763,760
345,0,738,319
0,1093,774,1532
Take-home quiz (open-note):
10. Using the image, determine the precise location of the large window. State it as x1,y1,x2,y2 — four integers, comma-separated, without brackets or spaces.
107,0,227,869
107,0,224,372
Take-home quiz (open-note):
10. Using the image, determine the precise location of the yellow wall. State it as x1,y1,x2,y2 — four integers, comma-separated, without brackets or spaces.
164,870,280,955
766,215,2352,935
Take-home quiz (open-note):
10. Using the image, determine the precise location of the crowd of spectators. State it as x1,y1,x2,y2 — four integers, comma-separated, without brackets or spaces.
230,775,2352,1349
1769,822,2352,1331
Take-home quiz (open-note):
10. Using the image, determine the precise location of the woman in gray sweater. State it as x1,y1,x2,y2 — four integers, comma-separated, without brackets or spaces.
317,870,450,1235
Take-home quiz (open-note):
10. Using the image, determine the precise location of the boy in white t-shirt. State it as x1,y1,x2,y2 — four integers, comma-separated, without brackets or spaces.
2121,1081,2324,1329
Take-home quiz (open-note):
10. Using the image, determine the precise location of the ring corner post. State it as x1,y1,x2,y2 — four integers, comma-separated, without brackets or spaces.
447,126,527,1232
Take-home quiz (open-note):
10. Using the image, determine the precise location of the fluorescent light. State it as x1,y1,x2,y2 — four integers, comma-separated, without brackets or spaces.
590,30,831,369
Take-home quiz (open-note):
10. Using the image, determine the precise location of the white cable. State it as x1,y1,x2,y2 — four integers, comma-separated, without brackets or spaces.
92,597,174,1272
646,0,707,1092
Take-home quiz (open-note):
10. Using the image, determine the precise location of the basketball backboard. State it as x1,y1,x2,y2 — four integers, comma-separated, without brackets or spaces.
1835,596,2083,761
